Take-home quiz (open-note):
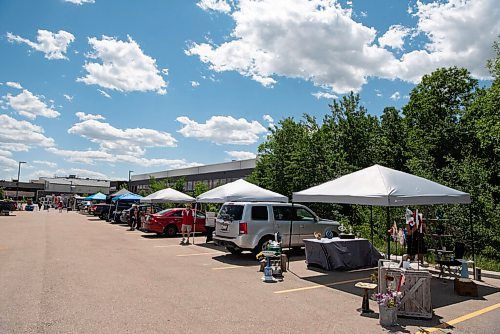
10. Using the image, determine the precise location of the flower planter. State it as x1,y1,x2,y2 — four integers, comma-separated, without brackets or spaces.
379,305,397,326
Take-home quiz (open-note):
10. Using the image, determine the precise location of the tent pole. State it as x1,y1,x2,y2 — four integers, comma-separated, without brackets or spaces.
287,202,294,268
386,206,390,260
470,204,476,279
370,206,373,245
192,202,197,245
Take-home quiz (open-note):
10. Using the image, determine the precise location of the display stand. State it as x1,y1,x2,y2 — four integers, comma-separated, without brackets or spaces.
377,260,433,319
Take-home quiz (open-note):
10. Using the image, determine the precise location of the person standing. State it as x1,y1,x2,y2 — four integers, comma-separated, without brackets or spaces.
181,204,194,245
129,205,139,231
406,208,427,263
58,201,64,213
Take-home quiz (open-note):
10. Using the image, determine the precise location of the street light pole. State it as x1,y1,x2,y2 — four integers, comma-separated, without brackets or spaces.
128,170,134,191
15,161,27,201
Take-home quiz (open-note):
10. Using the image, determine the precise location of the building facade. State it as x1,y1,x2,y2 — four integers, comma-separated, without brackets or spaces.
129,158,256,193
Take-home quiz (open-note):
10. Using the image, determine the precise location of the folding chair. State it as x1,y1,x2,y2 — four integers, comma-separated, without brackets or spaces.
436,242,465,278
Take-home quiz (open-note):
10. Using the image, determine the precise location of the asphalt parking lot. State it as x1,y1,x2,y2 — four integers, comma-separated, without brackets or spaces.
0,211,499,334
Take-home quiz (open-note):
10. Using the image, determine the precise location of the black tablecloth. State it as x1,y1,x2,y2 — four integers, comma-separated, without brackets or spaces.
304,238,382,271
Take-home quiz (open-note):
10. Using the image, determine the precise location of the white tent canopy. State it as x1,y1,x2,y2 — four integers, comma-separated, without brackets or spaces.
196,179,288,203
109,188,131,198
293,164,471,206
140,188,195,203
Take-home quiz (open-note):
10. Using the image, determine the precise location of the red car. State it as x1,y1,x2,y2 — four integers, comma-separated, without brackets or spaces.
144,208,207,237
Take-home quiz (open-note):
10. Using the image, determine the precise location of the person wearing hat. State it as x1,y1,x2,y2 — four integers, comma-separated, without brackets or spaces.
181,204,194,244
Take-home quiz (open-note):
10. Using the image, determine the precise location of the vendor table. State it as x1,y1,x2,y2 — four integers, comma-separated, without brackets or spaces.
303,238,382,271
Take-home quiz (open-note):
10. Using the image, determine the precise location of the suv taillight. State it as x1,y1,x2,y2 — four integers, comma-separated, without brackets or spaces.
239,222,248,235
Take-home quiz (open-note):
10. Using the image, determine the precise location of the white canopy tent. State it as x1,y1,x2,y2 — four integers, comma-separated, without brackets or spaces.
293,164,473,265
293,164,471,206
196,179,288,203
140,188,195,204
109,188,131,198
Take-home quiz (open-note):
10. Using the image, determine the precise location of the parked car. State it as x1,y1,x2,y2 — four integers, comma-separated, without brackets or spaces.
120,205,160,224
100,203,132,221
213,202,340,255
0,200,17,215
143,208,207,237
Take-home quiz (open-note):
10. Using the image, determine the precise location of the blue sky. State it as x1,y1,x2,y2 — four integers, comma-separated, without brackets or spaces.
0,0,498,182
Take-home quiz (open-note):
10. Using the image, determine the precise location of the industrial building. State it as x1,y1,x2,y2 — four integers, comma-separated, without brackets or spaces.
129,158,256,193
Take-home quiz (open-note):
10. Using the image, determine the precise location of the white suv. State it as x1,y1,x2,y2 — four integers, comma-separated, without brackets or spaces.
213,202,340,255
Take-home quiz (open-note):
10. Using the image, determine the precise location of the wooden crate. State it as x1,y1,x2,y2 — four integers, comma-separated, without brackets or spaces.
378,260,402,294
398,269,433,319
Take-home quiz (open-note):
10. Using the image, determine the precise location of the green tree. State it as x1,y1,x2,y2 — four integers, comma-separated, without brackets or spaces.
193,181,209,197
149,176,167,195
174,177,186,192
0,187,4,200
376,107,407,171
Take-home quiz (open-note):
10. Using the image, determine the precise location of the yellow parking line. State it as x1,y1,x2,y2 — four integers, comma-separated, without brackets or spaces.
177,252,225,257
274,277,370,294
416,303,500,334
212,265,246,270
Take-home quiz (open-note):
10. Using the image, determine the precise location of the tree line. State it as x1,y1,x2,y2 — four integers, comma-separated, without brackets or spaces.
249,43,499,266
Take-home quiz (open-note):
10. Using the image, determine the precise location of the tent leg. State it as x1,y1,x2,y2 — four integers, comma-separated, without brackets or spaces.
386,207,390,260
470,205,476,280
193,202,197,245
287,202,294,269
370,206,373,245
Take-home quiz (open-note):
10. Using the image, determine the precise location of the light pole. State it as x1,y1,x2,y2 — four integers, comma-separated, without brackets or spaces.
15,161,27,201
128,170,134,191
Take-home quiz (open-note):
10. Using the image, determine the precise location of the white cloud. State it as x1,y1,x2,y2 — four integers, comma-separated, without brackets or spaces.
186,0,398,93
225,150,256,160
33,160,57,168
97,89,111,98
176,115,267,145
63,94,73,102
190,81,200,87
0,155,18,170
68,119,177,155
6,82,23,89
0,114,55,152
0,150,12,157
312,91,338,100
77,35,167,95
197,0,232,13
64,0,95,4
262,114,275,129
390,91,401,100
75,111,105,121
6,29,75,60
378,25,410,50
46,147,200,169
4,89,60,119
399,0,500,82
188,0,499,93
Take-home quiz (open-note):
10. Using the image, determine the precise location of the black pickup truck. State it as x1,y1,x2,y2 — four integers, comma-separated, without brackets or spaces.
0,200,17,215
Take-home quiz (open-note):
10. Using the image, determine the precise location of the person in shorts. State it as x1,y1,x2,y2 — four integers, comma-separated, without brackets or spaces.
181,204,194,244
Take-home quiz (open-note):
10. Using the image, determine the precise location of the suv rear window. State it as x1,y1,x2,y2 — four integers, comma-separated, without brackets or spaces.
251,206,268,221
218,205,244,220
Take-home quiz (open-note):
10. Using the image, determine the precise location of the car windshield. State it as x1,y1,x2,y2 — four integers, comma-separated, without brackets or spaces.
156,208,174,215
218,205,244,221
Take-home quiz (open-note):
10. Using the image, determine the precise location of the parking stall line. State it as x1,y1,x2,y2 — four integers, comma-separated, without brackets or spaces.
416,303,500,334
154,245,183,248
176,252,225,257
274,277,370,294
212,265,247,270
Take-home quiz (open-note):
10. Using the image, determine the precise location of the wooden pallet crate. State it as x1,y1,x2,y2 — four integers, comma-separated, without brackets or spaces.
398,269,433,319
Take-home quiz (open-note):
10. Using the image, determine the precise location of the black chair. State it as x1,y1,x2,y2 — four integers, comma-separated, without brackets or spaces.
436,242,465,278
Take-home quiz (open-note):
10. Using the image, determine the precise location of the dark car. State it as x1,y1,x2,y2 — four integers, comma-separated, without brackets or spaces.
143,208,206,237
0,200,17,215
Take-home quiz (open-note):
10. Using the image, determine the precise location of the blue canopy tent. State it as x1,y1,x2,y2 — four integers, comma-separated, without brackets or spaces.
84,192,106,201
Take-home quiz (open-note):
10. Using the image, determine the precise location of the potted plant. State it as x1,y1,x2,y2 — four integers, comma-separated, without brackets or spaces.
374,291,401,326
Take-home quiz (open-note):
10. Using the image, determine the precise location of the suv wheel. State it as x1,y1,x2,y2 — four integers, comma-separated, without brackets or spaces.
253,236,273,255
163,224,178,238
226,246,242,255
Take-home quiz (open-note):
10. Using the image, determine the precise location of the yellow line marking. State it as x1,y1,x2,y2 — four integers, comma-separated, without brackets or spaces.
416,303,500,334
274,277,370,294
212,265,246,270
176,252,225,257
